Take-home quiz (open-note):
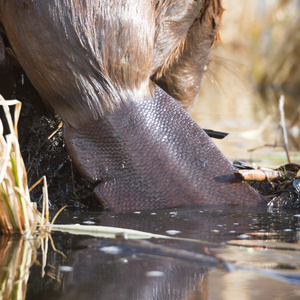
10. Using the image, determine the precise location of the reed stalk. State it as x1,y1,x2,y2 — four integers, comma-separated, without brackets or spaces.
0,96,41,237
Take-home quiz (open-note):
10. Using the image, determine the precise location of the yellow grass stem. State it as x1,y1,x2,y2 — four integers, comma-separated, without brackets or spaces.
0,96,40,236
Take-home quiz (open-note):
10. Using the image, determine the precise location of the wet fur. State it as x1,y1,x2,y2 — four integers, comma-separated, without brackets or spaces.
0,0,266,211
0,0,223,127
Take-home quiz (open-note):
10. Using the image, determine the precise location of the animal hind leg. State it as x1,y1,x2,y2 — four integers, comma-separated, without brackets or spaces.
153,0,224,113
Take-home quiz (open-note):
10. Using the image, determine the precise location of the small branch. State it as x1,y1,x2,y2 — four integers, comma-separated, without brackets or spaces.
48,121,63,140
247,143,285,153
234,169,285,182
279,95,291,163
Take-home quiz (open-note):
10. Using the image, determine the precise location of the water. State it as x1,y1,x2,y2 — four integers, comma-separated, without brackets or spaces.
1,206,299,300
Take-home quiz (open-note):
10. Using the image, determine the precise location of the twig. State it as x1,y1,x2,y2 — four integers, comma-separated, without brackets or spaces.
48,121,62,140
279,95,291,163
234,169,285,182
247,96,292,164
247,143,285,153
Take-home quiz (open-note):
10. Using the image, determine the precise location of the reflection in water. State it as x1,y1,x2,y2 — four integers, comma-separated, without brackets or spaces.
5,206,295,300
59,239,213,300
0,237,34,300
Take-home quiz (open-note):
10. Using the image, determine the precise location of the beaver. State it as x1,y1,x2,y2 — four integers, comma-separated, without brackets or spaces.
0,0,265,211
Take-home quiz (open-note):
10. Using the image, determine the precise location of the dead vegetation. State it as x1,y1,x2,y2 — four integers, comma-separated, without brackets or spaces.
0,96,40,236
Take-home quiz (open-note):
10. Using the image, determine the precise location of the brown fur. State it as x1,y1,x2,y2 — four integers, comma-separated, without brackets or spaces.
0,1,266,212
0,0,223,126
153,0,223,111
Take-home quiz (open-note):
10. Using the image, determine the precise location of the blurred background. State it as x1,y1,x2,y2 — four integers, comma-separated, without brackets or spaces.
192,0,300,167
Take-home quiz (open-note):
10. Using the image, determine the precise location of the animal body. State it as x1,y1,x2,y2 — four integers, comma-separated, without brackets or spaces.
0,0,265,211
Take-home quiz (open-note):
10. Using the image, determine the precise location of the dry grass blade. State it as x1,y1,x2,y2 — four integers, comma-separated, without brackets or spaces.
48,223,217,245
0,96,66,300
0,95,41,236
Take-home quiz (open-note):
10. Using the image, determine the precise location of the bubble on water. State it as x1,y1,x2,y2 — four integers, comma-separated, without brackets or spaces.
59,266,74,272
166,230,181,235
99,246,122,255
83,220,95,225
146,271,165,277
238,234,250,239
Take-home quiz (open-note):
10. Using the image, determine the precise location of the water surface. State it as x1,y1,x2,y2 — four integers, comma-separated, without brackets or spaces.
16,206,300,300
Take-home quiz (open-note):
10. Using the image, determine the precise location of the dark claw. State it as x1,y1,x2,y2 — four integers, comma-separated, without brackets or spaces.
203,129,229,139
